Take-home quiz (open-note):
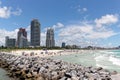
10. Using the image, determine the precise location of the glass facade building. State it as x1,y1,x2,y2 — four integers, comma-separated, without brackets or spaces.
30,19,40,47
5,36,16,47
17,28,28,48
46,28,55,48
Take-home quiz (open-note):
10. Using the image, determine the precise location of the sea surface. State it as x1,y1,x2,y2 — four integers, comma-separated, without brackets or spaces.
0,68,10,80
52,50,120,72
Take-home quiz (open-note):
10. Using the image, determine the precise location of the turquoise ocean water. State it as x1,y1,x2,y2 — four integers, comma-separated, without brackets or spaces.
52,50,120,72
0,68,10,80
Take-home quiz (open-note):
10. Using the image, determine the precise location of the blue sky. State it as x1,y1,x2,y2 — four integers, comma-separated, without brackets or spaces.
0,0,120,47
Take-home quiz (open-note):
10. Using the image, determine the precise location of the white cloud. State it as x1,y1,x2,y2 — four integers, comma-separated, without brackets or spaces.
59,24,116,39
26,25,30,32
59,25,82,37
87,30,117,39
0,6,11,18
0,14,119,47
77,7,87,13
95,14,118,27
72,5,87,13
0,1,22,18
0,29,18,46
57,14,119,46
57,24,117,46
44,22,64,31
52,22,64,30
25,26,30,42
83,8,87,12
41,32,46,46
42,14,119,46
11,8,22,16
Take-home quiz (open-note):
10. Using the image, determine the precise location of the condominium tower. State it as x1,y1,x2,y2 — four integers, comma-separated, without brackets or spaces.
46,28,55,48
17,28,28,48
5,36,16,48
30,19,40,47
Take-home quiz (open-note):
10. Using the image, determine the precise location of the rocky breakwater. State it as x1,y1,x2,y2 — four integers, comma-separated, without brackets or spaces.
0,52,114,80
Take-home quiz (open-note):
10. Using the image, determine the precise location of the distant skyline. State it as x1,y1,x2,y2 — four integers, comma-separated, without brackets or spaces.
0,0,120,47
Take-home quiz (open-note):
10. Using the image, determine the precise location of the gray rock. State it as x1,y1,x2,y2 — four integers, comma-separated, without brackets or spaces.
65,72,72,78
59,77,67,80
39,67,45,73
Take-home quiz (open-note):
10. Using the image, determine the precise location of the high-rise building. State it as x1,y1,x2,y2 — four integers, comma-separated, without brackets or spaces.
5,36,16,47
62,42,66,48
17,28,28,48
30,19,40,47
19,34,28,48
46,28,55,48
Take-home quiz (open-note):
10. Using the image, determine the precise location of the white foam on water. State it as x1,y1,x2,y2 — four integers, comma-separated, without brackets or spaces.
94,55,104,61
94,54,109,62
96,63,109,69
109,55,120,66
94,50,120,72
95,54,109,69
94,51,113,69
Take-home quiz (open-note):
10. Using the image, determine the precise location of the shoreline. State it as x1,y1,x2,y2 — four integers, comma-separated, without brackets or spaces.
6,49,96,57
0,68,13,80
0,50,120,80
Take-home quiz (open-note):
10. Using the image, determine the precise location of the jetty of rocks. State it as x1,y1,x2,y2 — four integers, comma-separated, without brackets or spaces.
0,52,113,80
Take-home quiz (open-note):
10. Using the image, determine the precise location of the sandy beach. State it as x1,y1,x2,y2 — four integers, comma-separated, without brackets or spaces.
8,49,80,57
